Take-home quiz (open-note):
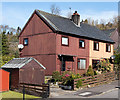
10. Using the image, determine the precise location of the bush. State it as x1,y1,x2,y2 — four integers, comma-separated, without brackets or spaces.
86,65,94,76
94,70,98,75
76,80,82,88
97,59,111,73
52,71,61,82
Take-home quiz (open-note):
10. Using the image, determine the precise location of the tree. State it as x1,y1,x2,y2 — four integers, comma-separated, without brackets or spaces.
115,53,120,65
50,4,61,15
83,19,88,24
67,7,72,19
2,31,10,56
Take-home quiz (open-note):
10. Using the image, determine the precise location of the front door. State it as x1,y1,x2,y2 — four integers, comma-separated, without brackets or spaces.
61,60,66,71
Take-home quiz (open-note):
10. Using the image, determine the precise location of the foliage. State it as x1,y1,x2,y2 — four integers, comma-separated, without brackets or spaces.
94,70,98,75
2,55,15,66
82,16,118,30
0,25,20,67
52,71,61,82
52,71,82,86
61,71,82,86
96,59,111,73
2,31,10,56
76,80,82,88
50,4,61,15
86,65,94,76
115,53,120,65
61,73,73,86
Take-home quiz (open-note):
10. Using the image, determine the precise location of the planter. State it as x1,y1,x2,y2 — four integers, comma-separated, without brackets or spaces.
60,85,72,90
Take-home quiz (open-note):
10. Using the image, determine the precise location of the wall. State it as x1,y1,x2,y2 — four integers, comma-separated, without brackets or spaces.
56,34,89,74
0,69,9,92
19,60,45,85
89,40,114,66
11,69,19,89
19,12,56,75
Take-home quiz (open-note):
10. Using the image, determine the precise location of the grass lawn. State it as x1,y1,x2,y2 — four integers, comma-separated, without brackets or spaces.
1,90,40,99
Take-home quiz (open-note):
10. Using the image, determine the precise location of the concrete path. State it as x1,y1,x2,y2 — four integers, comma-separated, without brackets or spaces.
50,80,118,98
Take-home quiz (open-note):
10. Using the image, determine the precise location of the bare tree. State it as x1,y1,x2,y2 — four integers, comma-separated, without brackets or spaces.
67,7,72,19
50,4,61,15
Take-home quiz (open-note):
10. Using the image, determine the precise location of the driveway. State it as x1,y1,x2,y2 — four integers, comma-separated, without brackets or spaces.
50,80,119,98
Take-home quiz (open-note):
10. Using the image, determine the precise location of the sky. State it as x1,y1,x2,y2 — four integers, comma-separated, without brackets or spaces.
1,2,118,29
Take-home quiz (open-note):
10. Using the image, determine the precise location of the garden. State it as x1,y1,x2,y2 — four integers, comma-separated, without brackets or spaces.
50,58,116,90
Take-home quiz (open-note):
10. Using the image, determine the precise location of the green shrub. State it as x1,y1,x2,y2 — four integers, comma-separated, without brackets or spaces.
86,65,94,76
52,71,61,82
94,70,98,75
76,80,82,88
96,59,111,73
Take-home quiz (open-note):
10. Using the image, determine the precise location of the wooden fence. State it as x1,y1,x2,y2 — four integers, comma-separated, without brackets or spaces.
19,83,50,98
74,72,116,89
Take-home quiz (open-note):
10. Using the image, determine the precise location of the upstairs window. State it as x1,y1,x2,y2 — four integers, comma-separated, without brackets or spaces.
77,58,86,69
61,36,69,46
106,44,111,52
24,38,28,46
94,41,99,51
79,39,85,48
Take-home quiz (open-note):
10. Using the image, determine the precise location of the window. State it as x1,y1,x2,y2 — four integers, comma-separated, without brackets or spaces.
106,44,111,52
77,59,86,69
92,60,100,70
79,40,85,48
94,41,99,51
24,38,28,45
61,36,69,46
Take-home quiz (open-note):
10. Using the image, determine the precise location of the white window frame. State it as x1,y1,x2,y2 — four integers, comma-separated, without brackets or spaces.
78,59,86,69
62,36,69,46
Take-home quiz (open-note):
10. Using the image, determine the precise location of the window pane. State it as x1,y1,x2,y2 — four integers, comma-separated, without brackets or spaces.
24,38,28,45
106,44,111,52
108,45,110,51
80,59,86,69
79,40,84,48
96,43,98,50
62,37,68,45
94,42,99,50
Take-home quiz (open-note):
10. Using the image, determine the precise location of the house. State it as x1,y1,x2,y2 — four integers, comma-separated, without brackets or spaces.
19,10,114,76
0,69,9,92
2,57,46,89
102,28,120,50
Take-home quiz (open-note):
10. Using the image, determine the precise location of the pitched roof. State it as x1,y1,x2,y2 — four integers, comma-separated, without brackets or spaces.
102,29,116,36
35,10,114,43
2,57,46,69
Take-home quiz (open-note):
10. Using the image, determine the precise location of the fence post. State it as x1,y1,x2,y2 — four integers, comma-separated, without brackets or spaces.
23,85,25,100
47,83,50,97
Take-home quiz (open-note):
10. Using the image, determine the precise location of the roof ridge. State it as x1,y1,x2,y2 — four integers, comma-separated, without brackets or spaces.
37,9,70,20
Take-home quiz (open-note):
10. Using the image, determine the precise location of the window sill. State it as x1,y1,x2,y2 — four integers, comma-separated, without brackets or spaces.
77,69,86,70
61,44,69,46
93,49,99,51
79,47,85,49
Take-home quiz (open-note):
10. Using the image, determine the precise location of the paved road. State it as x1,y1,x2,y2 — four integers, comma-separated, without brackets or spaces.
50,80,119,98
89,88,118,98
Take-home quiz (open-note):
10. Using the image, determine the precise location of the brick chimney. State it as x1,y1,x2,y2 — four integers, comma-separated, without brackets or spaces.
72,11,80,27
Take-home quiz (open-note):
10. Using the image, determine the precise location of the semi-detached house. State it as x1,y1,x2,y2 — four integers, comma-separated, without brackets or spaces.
19,10,114,75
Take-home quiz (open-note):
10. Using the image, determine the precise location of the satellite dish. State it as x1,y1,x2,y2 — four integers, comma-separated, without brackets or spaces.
18,44,24,49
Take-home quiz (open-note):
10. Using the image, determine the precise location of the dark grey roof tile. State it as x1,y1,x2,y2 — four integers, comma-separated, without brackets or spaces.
36,10,114,43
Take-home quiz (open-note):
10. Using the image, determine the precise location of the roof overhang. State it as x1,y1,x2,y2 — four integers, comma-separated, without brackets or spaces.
58,54,77,57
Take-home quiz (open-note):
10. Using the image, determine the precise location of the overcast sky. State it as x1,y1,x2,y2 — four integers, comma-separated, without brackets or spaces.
2,2,118,29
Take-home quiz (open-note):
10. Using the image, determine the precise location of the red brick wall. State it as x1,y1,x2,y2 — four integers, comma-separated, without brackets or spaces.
56,34,89,74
